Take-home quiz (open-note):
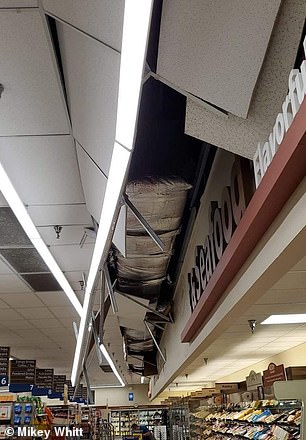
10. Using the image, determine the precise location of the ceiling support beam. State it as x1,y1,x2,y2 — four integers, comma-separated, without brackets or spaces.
83,364,94,404
104,264,118,314
144,319,166,363
116,290,172,322
123,194,165,252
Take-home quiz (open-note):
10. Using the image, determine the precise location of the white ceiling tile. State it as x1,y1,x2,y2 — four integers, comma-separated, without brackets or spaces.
0,298,10,309
38,225,95,246
272,271,306,290
30,318,63,329
57,317,76,328
48,306,78,319
2,320,35,330
76,142,107,223
42,0,124,52
0,1,38,7
0,192,8,207
57,23,120,176
36,291,72,307
157,0,281,117
0,9,69,135
0,293,44,308
291,255,306,271
28,204,92,227
0,136,84,205
257,289,306,305
17,307,55,319
0,274,31,293
0,308,24,320
0,259,13,275
50,243,94,272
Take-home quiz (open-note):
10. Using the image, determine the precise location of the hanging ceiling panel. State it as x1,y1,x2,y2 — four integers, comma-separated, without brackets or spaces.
0,9,69,135
0,136,85,205
42,0,124,52
56,22,120,177
157,0,281,118
76,142,107,222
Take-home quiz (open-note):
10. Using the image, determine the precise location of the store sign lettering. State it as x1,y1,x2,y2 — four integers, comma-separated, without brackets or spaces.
188,159,247,312
253,36,306,187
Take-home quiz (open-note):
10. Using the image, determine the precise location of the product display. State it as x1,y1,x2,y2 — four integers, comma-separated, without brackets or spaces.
110,408,167,438
190,401,301,440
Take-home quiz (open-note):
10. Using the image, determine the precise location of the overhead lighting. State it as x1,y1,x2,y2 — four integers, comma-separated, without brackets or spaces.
141,376,145,384
100,343,125,387
71,143,130,386
71,0,153,386
115,0,153,150
0,163,82,317
261,314,306,324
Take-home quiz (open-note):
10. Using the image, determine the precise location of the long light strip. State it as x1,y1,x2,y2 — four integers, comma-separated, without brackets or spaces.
261,314,306,324
0,163,82,317
71,143,130,385
100,343,125,387
71,0,153,386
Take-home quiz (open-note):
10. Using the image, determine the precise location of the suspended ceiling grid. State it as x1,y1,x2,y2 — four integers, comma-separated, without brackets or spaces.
0,1,142,386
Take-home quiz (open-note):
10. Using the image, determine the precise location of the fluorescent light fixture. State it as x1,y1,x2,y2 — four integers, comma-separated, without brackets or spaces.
71,143,130,386
71,0,153,387
115,0,153,150
0,163,82,317
141,375,145,384
100,343,125,387
91,384,124,389
261,314,306,324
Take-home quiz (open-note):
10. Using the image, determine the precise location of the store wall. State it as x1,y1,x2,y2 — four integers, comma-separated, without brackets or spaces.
218,341,306,383
151,169,306,398
94,384,150,407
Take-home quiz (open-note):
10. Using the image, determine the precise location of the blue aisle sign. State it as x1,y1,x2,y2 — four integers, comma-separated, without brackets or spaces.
32,387,52,396
9,383,32,392
0,375,8,387
0,347,10,386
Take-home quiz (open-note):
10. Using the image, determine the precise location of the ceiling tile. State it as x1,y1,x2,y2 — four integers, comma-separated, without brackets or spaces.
2,320,35,330
37,292,72,307
48,306,78,319
0,136,84,205
21,273,61,292
76,143,107,222
28,204,92,227
42,0,124,51
17,307,55,319
50,243,94,272
0,1,38,8
0,9,69,135
57,23,120,176
38,225,95,246
0,248,48,273
0,308,24,320
30,318,63,329
0,293,44,308
0,274,31,293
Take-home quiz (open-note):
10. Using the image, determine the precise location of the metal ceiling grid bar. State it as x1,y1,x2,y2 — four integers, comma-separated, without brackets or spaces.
144,319,166,363
123,193,165,252
104,264,118,314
